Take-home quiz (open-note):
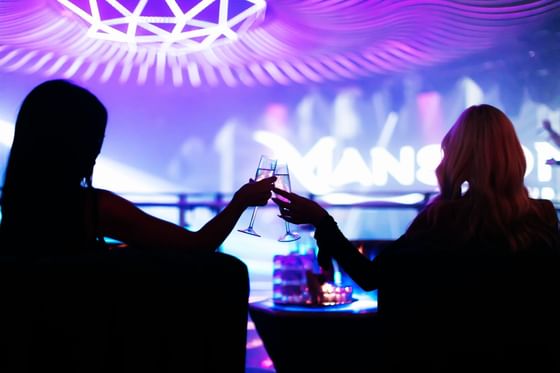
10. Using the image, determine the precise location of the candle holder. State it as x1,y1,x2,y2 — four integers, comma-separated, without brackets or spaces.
272,252,354,306
272,253,314,305
316,282,354,306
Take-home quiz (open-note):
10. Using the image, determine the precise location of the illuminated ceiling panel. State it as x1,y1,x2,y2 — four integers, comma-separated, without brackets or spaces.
0,0,559,87
57,0,266,51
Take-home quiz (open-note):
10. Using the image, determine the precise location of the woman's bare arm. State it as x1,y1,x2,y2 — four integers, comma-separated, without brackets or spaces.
97,177,275,252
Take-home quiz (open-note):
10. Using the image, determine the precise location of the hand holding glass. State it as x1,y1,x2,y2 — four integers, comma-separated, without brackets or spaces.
238,155,277,237
274,163,301,242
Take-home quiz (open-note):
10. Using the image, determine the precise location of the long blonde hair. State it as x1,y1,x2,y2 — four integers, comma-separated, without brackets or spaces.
419,104,555,250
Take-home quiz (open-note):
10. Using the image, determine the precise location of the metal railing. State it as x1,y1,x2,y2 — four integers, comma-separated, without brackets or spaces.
128,190,439,227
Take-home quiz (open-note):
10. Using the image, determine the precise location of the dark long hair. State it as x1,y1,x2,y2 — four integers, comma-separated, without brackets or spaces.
0,80,107,249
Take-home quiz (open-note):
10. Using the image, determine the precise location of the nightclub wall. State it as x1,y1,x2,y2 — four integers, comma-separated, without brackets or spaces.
2,65,560,200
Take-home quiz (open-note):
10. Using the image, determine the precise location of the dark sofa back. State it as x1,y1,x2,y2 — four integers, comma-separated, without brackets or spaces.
0,249,249,373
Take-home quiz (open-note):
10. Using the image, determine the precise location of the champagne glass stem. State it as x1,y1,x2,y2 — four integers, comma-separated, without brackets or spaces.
284,221,292,233
248,207,259,229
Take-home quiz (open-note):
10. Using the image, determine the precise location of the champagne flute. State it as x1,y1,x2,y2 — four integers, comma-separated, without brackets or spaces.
238,155,277,237
274,162,301,242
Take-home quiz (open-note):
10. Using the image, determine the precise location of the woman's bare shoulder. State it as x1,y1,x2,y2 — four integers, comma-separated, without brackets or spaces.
95,188,131,202
94,188,139,214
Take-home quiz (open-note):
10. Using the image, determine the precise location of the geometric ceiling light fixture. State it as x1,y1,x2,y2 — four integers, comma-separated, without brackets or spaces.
1,1,559,88
58,0,266,53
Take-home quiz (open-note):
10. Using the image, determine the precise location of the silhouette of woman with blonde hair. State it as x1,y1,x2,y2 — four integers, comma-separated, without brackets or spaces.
273,104,560,372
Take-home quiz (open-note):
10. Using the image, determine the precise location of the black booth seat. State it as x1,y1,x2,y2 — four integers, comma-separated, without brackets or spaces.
0,248,249,373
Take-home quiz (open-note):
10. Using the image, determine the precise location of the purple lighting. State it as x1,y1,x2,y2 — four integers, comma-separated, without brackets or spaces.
57,0,266,50
0,0,558,87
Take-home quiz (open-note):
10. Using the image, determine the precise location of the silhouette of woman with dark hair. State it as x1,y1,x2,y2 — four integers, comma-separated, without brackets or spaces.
0,79,275,253
273,104,560,372
0,79,275,372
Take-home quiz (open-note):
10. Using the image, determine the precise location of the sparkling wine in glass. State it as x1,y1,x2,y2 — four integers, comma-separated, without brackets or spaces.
274,162,301,242
238,155,277,237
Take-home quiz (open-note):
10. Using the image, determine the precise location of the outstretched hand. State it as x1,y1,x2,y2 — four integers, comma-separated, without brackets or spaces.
543,119,552,132
234,176,276,208
272,187,328,227
273,188,333,272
